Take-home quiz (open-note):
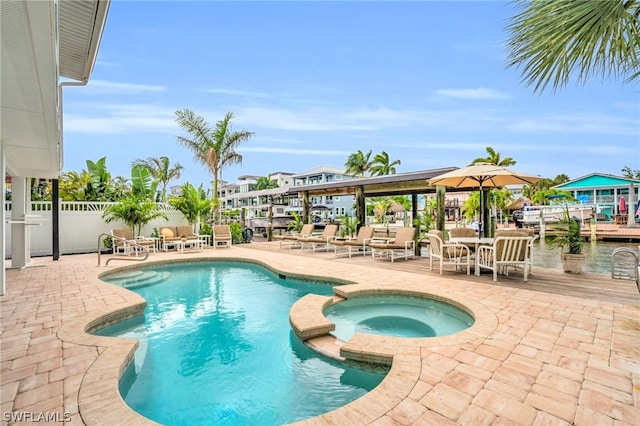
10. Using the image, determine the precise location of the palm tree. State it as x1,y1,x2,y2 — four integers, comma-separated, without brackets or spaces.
472,146,516,167
175,109,254,216
622,166,640,179
255,175,279,190
132,156,183,202
369,151,401,176
102,195,168,236
506,1,640,93
344,149,372,177
168,183,212,233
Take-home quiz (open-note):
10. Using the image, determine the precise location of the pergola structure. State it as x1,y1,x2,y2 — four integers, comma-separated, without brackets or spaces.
1,0,111,294
286,167,473,228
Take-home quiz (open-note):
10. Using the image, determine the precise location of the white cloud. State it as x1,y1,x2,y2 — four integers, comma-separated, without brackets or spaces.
206,88,272,98
435,87,510,100
64,104,176,134
509,113,638,136
83,80,166,94
239,147,349,155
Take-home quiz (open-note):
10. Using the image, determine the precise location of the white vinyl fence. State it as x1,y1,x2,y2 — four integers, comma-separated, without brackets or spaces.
4,202,188,257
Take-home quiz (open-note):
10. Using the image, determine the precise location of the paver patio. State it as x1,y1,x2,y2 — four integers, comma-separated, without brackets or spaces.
1,243,639,425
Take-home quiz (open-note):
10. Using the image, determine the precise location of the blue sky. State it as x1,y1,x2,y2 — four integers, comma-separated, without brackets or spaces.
62,1,639,188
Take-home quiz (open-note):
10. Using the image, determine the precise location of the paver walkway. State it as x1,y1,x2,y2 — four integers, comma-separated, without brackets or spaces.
1,245,639,425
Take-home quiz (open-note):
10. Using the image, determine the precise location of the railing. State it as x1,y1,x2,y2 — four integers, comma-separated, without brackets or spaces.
611,247,639,290
97,232,149,266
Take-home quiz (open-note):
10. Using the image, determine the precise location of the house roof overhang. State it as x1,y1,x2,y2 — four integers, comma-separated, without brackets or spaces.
1,0,110,178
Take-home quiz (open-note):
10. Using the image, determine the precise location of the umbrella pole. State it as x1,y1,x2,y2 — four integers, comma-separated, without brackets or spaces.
479,185,483,238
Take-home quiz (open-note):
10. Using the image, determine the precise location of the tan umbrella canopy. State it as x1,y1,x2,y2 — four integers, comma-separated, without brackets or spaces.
428,163,544,236
428,162,543,189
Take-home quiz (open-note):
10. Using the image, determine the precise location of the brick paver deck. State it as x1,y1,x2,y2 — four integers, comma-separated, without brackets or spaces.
1,244,638,425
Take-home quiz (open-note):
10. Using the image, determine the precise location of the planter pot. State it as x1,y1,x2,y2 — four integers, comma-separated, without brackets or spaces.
560,252,586,274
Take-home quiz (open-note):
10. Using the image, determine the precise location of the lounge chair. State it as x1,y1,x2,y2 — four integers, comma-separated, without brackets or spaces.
213,225,232,249
476,235,534,281
427,230,471,275
369,227,416,262
298,224,339,252
111,227,156,255
333,226,375,257
273,224,315,249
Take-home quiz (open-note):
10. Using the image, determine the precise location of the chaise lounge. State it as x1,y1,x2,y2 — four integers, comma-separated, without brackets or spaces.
273,224,315,249
369,227,416,262
333,226,375,257
298,224,339,252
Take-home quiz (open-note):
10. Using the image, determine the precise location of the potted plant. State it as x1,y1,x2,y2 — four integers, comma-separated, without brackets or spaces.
545,206,585,273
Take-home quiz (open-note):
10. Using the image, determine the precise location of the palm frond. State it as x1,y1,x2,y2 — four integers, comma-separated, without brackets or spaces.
506,0,640,93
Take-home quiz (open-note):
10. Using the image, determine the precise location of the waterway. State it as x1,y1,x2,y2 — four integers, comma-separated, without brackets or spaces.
532,240,639,274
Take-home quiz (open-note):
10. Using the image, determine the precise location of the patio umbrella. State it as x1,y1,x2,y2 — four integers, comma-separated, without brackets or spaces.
620,197,627,214
428,163,543,237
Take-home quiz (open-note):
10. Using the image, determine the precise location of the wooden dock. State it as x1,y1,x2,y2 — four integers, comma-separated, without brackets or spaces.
580,223,640,242
248,240,640,306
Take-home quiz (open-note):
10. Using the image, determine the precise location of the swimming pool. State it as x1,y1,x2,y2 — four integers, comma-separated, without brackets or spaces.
324,295,475,341
99,261,387,425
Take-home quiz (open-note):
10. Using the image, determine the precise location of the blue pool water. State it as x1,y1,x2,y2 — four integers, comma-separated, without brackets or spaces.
325,296,474,341
99,262,386,425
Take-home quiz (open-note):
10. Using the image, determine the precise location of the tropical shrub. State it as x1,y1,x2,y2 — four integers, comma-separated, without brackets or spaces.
287,212,303,233
168,183,212,233
545,206,583,254
229,222,244,244
102,195,168,236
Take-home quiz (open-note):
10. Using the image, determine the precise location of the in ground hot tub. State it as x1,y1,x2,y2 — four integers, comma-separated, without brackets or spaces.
324,295,474,341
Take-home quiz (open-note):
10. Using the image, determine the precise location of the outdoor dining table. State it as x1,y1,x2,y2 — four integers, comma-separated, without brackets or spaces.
449,237,494,276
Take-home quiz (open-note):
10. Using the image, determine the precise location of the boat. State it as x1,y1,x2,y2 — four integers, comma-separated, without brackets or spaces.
519,204,595,225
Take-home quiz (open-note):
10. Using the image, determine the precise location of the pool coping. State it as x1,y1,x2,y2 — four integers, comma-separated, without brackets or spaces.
56,256,498,425
43,248,640,425
290,284,498,367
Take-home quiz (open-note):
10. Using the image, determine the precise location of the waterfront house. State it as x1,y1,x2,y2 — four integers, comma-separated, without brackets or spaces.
553,173,640,220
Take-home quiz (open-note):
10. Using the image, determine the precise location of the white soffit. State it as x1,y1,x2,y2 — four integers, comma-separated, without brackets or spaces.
1,0,110,178
1,0,59,178
59,0,110,81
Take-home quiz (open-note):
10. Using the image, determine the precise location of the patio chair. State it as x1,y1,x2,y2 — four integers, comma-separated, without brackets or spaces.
333,226,375,257
369,227,416,262
273,224,315,249
476,235,533,281
111,227,156,255
449,227,477,239
212,225,232,249
427,230,471,275
494,229,538,276
298,224,339,252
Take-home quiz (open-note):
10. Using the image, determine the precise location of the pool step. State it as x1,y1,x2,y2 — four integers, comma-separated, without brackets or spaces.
107,270,172,288
306,335,346,362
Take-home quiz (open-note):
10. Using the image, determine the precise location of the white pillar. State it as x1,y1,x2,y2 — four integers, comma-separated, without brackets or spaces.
10,176,29,268
1,143,5,295
627,183,636,228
